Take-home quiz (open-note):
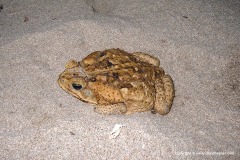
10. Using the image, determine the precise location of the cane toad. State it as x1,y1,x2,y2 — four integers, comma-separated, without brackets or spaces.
58,48,174,115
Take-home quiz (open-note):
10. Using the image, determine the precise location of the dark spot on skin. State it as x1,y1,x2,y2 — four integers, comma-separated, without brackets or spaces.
138,68,143,73
182,16,188,18
120,83,133,88
81,99,89,103
70,131,75,135
112,73,119,79
103,73,109,78
90,77,96,82
151,110,157,114
78,61,82,67
73,73,79,78
107,61,113,67
129,55,137,61
72,83,82,90
99,52,106,57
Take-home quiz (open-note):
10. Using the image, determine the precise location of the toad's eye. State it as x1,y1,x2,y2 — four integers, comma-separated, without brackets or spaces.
72,83,82,90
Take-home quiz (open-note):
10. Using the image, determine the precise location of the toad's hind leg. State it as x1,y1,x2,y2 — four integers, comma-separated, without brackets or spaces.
94,103,127,115
154,75,174,115
120,82,155,114
132,52,160,66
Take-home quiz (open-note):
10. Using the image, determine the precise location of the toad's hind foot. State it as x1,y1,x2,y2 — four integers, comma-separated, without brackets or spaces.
94,103,127,115
163,75,174,107
154,75,174,115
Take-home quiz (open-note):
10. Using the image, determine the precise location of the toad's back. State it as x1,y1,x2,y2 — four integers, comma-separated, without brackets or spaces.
80,48,164,87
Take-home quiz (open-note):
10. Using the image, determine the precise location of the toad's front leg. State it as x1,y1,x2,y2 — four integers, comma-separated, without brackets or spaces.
94,103,127,115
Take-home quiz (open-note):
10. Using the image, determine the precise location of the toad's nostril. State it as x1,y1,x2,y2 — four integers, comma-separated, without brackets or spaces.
72,83,82,90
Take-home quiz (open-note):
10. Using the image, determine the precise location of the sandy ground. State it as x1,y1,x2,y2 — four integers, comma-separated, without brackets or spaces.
0,0,239,159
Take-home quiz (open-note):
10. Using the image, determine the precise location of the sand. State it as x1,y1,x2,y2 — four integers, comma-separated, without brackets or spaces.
0,0,239,159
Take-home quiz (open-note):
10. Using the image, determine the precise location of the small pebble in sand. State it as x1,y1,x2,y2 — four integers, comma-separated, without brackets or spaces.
109,124,126,139
0,4,3,12
24,16,29,22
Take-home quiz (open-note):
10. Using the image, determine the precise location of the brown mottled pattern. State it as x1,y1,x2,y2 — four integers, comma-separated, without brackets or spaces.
58,48,174,115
